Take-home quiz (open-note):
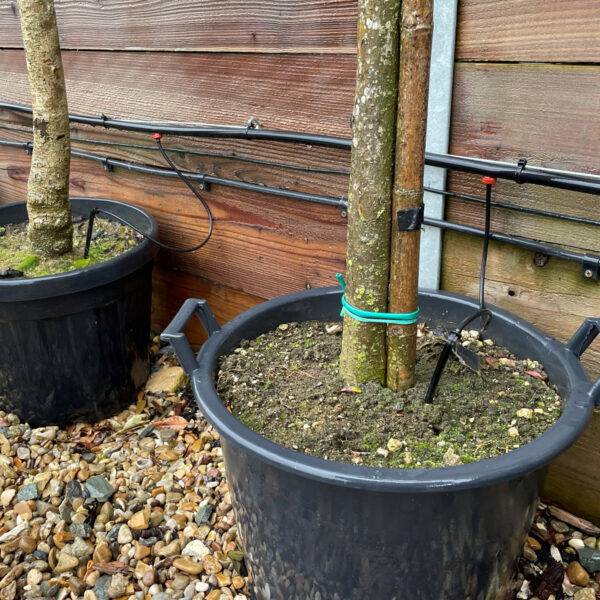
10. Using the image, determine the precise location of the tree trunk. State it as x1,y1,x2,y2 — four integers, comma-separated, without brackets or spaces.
18,0,72,256
386,0,433,390
339,0,401,385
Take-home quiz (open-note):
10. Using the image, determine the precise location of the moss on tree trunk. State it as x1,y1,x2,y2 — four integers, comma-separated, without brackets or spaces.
386,0,433,391
18,0,72,256
339,0,401,385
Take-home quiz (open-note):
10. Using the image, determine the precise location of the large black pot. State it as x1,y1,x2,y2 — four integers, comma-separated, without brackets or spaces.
0,197,158,426
163,287,599,600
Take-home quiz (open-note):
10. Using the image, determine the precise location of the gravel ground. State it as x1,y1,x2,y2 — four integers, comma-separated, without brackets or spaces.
515,503,600,600
0,345,248,600
0,344,599,599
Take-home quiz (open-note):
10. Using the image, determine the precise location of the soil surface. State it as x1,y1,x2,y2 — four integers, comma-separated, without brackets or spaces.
217,321,562,469
0,216,142,278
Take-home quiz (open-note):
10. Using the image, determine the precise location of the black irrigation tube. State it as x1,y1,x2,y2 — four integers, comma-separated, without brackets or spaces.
0,123,352,176
0,139,345,209
1,101,350,149
2,138,598,276
423,187,600,228
3,101,600,195
425,218,600,275
74,144,347,210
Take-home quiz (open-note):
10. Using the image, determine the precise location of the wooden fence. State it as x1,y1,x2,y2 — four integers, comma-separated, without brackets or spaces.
0,0,599,519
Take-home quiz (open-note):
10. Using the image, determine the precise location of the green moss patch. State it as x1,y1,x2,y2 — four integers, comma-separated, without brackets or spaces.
0,217,141,278
217,321,562,469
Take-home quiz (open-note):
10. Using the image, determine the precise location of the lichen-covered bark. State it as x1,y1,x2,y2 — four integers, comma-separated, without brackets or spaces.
339,0,400,385
386,0,433,391
18,0,72,256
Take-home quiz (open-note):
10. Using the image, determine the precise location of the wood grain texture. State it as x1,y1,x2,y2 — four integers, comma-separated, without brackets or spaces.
441,232,600,375
0,0,358,52
442,232,600,522
0,49,356,137
457,0,600,63
0,115,351,199
450,63,600,175
0,147,347,300
543,414,600,526
152,267,263,347
446,171,600,231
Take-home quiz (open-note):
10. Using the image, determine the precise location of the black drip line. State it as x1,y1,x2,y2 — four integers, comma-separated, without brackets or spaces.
83,135,214,256
423,178,495,403
3,101,600,195
3,137,598,276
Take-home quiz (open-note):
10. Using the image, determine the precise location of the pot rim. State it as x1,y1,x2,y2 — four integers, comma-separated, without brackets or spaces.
0,197,158,302
192,286,594,492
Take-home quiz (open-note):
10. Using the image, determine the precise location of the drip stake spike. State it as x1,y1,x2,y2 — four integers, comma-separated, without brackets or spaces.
83,208,99,259
424,176,496,403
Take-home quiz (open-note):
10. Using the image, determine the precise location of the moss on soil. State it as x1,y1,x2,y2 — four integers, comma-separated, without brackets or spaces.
0,217,141,278
217,321,562,469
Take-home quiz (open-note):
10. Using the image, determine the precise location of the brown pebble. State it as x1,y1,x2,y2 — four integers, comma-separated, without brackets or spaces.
567,561,590,587
18,535,36,554
526,536,542,551
173,557,204,576
202,554,222,575
92,541,112,564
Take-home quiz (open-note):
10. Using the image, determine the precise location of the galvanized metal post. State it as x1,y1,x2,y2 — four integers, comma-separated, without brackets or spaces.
419,0,458,289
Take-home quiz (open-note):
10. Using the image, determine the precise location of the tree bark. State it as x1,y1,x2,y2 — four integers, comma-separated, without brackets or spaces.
386,0,433,390
339,0,400,385
18,0,72,256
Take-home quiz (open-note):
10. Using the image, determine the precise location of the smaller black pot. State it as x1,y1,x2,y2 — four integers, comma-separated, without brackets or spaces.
163,288,599,600
0,197,158,426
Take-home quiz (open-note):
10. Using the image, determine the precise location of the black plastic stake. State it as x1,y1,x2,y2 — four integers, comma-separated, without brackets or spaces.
423,308,492,403
479,177,495,308
83,208,99,259
424,176,496,403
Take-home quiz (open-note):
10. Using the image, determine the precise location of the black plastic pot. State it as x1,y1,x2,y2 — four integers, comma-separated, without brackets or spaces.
163,287,600,600
0,197,158,426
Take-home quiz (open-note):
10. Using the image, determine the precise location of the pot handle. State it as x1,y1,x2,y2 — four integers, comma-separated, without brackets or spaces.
160,299,221,375
567,317,600,405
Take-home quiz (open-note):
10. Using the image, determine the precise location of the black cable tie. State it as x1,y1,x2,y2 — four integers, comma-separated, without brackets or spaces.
24,141,33,155
515,157,528,184
100,114,110,128
397,205,424,231
102,157,113,172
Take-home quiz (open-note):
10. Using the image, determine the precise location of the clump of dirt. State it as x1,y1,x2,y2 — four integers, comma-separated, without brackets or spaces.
0,216,142,279
217,321,562,469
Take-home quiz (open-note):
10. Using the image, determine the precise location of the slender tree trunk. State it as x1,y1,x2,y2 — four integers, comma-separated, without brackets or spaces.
386,0,433,390
339,0,401,385
18,0,72,256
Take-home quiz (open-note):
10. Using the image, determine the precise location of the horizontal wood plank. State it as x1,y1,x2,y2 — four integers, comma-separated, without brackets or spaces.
447,171,600,229
543,413,600,526
0,116,351,200
450,63,600,175
457,0,600,63
0,148,347,300
444,191,600,253
152,267,263,347
0,0,357,52
0,49,356,137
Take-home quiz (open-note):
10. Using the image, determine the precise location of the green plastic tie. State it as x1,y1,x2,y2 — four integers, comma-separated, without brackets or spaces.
335,273,420,325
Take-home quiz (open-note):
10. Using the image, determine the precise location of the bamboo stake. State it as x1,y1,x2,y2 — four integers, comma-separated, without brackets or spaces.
339,0,401,385
18,0,72,256
386,0,433,391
